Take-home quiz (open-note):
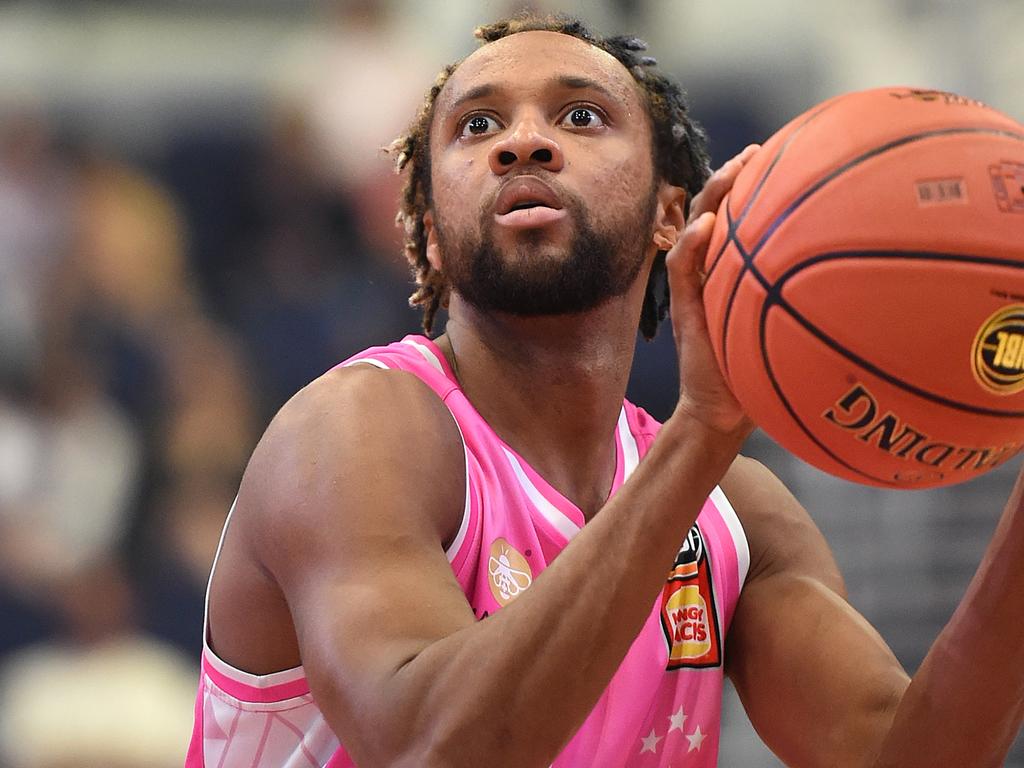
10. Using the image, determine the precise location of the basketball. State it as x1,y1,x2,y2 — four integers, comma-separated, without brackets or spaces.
703,86,1024,489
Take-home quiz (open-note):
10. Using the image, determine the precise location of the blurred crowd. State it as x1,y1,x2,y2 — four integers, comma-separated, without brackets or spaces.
0,5,435,764
0,1,1020,766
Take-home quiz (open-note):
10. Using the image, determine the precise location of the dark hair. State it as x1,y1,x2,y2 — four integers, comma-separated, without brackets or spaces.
389,12,711,338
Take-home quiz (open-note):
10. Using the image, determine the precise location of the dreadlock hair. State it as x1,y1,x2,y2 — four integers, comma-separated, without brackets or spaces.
389,12,712,339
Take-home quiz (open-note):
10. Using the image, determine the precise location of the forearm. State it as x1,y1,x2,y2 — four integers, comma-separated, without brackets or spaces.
385,414,745,768
872,467,1024,768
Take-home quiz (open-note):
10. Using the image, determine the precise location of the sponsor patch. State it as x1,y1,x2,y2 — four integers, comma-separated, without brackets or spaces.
487,538,533,606
660,524,722,669
972,304,1024,394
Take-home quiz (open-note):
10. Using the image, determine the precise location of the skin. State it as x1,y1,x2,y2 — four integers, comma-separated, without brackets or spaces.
206,30,1024,768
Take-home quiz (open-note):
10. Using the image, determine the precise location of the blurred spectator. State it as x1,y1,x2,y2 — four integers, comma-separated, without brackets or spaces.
57,156,261,651
271,0,436,254
0,128,145,659
0,318,141,594
156,314,257,481
0,106,73,390
190,103,417,417
137,474,241,655
0,558,197,768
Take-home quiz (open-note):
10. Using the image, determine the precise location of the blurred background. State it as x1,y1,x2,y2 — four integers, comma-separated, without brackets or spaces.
0,0,1020,765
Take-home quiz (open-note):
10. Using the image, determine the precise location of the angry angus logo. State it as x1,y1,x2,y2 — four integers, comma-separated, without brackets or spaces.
660,524,722,669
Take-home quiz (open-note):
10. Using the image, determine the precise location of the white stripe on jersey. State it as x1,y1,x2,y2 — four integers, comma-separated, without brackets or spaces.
502,447,582,541
617,407,640,481
710,485,750,587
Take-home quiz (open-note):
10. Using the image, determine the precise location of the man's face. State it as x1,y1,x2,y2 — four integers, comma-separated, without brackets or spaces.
426,30,662,317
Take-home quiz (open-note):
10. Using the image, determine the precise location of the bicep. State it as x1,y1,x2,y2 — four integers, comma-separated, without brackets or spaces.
723,459,909,768
244,367,475,760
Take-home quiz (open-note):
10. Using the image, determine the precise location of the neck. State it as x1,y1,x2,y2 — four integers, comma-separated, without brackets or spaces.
439,285,645,520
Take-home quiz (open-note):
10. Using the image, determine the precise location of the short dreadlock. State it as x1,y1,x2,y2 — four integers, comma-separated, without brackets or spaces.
389,12,711,339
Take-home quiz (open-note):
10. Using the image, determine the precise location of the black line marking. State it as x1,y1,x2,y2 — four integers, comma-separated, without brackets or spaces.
705,99,838,283
758,296,897,486
717,204,743,377
750,127,1024,260
716,121,1024,459
759,249,1024,428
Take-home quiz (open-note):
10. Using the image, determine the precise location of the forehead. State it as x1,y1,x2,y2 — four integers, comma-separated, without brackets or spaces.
435,30,643,116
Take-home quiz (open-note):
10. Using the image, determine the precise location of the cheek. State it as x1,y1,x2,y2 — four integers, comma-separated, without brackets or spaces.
432,158,485,224
589,148,654,215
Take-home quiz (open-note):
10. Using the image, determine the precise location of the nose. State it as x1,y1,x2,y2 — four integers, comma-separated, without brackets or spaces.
488,112,564,175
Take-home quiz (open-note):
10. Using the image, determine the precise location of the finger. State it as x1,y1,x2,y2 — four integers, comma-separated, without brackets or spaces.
688,143,761,223
666,211,717,300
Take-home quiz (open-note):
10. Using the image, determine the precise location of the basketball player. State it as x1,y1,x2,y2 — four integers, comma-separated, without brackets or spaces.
186,15,1024,768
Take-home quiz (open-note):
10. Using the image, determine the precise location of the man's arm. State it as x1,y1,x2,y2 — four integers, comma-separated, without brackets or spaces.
724,456,1024,768
240,364,744,768
872,466,1024,767
219,147,757,768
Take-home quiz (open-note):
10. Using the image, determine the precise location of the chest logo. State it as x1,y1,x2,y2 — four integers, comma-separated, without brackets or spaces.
488,538,533,606
660,524,722,669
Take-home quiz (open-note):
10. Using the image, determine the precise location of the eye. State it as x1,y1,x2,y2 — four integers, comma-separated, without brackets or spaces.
560,106,606,129
460,113,502,138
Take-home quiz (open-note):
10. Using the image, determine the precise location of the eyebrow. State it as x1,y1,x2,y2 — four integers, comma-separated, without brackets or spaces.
444,75,624,116
447,83,497,114
553,75,621,102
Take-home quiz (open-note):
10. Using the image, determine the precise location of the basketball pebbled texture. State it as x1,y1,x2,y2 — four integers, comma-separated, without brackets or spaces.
703,86,1024,489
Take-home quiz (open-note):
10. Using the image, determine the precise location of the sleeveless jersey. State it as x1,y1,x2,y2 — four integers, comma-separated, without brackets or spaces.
186,335,750,767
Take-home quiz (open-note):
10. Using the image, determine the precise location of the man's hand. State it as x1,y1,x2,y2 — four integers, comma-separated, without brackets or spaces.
665,144,760,436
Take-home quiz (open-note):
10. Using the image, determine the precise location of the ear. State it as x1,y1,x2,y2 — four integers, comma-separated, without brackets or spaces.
651,183,687,251
423,210,443,272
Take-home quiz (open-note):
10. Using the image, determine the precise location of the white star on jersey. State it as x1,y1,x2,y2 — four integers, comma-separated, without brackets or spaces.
668,706,688,732
640,729,662,754
686,725,707,752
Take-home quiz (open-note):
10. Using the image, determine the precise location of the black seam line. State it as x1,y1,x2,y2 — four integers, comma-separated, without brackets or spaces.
757,289,896,486
749,126,1024,261
717,204,744,377
734,100,841,225
708,99,846,370
705,99,838,282
774,248,1024,284
765,249,1024,419
719,203,777,378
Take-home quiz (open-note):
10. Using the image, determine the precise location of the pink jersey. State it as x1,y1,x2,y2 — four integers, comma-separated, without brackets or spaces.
186,335,749,767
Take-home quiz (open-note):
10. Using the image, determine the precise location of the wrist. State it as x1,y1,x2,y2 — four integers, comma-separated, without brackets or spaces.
667,401,754,446
660,407,751,464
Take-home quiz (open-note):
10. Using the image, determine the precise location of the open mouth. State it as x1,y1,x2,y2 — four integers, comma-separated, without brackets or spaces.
495,175,564,215
493,176,567,228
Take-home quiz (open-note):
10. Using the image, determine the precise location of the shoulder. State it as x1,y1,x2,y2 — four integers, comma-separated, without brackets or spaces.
718,454,844,595
239,364,467,566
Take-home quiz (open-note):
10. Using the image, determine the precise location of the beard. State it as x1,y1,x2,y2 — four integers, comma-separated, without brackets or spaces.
434,182,658,317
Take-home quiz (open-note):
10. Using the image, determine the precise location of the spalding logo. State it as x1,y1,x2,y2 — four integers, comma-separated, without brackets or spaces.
823,382,1022,482
972,305,1024,394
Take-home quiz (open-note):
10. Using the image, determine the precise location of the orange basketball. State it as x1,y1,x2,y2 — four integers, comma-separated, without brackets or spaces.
704,86,1024,489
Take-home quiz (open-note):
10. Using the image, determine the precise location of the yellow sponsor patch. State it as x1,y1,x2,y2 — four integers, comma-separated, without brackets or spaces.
972,304,1024,394
660,525,721,669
